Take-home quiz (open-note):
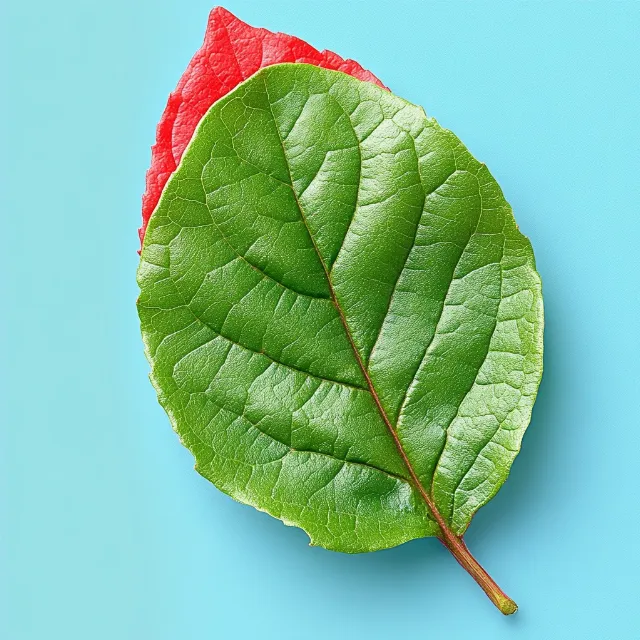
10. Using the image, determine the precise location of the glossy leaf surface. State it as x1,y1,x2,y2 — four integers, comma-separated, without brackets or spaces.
138,64,543,562
140,7,384,245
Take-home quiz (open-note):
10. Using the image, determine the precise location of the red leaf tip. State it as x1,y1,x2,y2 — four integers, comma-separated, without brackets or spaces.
139,8,385,247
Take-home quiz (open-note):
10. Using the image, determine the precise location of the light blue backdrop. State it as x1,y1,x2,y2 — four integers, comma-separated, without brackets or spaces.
3,1,639,638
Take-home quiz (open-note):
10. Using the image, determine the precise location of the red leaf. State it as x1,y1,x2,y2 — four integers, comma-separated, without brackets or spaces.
140,7,386,245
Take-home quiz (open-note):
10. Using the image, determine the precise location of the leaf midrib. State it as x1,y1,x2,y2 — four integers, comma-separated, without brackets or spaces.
261,74,456,539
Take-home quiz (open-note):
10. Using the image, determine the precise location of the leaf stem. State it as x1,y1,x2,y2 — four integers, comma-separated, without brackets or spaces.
439,534,517,615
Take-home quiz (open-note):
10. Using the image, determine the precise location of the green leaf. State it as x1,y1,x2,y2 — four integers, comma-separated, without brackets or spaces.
138,63,543,614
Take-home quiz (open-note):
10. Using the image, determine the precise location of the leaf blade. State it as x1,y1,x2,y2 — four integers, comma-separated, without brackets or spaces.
138,63,543,554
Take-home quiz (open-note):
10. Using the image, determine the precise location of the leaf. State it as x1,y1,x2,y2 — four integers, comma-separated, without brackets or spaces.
140,7,385,245
137,63,543,614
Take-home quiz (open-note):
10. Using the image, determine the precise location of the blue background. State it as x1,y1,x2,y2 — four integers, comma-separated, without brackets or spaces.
3,1,639,637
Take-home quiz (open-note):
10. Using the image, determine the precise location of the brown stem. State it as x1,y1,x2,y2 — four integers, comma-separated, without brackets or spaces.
439,534,517,615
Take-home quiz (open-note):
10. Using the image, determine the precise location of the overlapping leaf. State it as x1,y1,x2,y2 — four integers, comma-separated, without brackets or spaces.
140,7,384,244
